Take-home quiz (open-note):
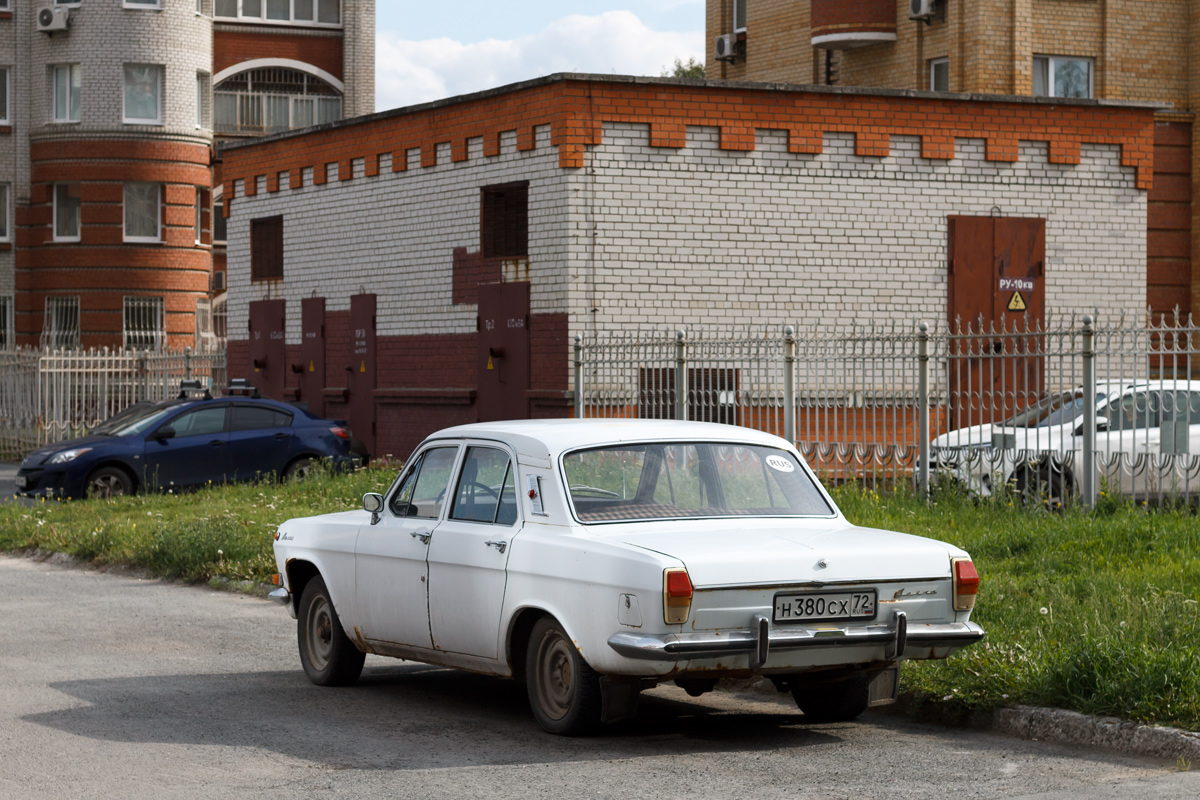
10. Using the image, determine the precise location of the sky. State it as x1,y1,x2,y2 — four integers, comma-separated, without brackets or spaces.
374,2,706,111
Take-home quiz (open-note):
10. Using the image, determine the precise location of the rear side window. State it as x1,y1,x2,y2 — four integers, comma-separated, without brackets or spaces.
167,407,227,438
230,405,293,432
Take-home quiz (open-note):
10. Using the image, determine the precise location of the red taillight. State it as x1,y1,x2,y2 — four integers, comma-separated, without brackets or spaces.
330,426,352,440
952,558,979,611
663,568,693,624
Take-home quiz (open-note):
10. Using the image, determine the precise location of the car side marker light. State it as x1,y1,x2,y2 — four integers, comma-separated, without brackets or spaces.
952,558,979,612
663,568,693,624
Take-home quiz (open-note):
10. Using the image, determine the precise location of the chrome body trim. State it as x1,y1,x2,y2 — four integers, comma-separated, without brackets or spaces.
268,587,291,606
607,619,984,662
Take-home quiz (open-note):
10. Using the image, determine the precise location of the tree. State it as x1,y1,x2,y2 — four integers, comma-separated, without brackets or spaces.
662,57,706,79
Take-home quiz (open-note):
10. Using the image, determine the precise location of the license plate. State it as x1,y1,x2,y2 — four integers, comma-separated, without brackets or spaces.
15,475,26,489
773,590,877,623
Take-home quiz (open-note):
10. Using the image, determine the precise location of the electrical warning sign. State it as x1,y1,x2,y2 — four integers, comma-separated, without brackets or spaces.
1007,292,1027,313
487,356,494,370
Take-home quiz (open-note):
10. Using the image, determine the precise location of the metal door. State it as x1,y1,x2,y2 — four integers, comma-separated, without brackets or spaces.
347,293,376,455
299,297,326,417
248,299,286,400
477,282,530,421
947,217,1046,428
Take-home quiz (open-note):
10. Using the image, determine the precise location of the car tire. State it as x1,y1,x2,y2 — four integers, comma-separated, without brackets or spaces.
525,616,603,736
85,466,133,499
1013,462,1070,511
283,457,315,482
792,675,870,723
297,576,365,687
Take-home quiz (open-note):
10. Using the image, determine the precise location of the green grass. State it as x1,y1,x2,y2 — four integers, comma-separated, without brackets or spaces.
0,468,1196,731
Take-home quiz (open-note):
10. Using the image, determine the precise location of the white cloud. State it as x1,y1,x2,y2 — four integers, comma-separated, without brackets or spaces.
375,11,704,111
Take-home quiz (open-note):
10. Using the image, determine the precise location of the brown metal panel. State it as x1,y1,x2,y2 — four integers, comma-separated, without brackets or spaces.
299,297,326,417
347,294,377,456
477,282,531,421
994,217,1045,329
247,299,286,400
947,216,994,331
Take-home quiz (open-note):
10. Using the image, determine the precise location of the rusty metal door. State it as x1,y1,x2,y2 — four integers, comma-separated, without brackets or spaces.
299,297,326,417
477,282,530,421
947,217,1046,427
347,294,376,456
248,299,286,400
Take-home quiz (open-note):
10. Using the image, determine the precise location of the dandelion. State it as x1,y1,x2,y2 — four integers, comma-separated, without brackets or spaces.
1002,694,1009,699
1120,621,1127,627
942,695,953,701
1040,607,1049,615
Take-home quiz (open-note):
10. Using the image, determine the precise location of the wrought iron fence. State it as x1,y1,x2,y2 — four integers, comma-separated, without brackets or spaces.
0,347,226,460
575,314,1200,506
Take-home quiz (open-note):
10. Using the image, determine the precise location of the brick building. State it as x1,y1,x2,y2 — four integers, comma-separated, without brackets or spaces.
706,0,1200,319
0,0,373,350
220,74,1159,457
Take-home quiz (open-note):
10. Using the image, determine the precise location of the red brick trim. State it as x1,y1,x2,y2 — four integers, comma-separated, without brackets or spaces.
214,29,344,81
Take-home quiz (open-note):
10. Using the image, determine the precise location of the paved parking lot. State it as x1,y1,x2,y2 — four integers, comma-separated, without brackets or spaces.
1,554,1196,800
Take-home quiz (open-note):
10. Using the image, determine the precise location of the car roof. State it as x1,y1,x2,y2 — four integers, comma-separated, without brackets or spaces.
424,419,792,460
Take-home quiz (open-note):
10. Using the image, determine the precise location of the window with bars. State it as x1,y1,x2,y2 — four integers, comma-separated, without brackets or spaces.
42,296,80,350
481,182,528,259
251,216,284,281
123,296,165,351
214,67,342,135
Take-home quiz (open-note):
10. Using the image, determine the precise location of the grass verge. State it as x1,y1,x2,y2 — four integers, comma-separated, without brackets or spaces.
0,470,1196,731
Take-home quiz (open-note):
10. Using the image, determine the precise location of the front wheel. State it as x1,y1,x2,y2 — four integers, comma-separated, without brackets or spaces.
85,466,133,499
525,616,603,735
792,675,870,723
297,576,365,686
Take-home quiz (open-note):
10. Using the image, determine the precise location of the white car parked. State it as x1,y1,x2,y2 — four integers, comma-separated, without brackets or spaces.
270,420,984,735
931,381,1200,502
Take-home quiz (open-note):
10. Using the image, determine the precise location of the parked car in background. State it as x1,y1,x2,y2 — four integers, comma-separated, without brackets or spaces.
270,419,985,735
931,381,1200,503
17,388,358,499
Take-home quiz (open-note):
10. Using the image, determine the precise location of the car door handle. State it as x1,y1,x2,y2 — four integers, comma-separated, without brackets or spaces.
273,432,288,439
485,540,508,554
208,440,225,447
410,530,431,544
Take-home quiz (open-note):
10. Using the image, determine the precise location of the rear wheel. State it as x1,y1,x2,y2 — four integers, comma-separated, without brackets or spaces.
283,457,316,482
1013,462,1071,511
525,616,602,735
297,576,364,686
85,466,133,499
792,675,870,723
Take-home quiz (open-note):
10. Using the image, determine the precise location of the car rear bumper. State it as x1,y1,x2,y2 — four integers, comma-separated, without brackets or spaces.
607,617,984,664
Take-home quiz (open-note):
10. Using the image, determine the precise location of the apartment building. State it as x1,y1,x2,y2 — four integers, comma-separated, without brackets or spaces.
0,0,373,350
706,0,1200,319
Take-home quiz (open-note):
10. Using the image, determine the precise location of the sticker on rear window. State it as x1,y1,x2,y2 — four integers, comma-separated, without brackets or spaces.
765,455,795,472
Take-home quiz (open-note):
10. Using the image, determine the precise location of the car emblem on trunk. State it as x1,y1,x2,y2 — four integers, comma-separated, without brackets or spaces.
894,588,937,598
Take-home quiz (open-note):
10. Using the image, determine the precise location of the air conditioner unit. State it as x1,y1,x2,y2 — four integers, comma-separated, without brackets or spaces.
37,7,70,33
714,34,737,62
909,0,937,21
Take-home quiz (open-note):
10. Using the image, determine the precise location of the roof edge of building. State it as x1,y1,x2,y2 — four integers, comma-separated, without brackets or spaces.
217,73,1174,156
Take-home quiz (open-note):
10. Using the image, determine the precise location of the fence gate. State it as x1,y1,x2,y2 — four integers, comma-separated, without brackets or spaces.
947,216,1047,428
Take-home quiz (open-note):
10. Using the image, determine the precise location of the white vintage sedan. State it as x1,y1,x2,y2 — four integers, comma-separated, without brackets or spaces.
270,420,984,735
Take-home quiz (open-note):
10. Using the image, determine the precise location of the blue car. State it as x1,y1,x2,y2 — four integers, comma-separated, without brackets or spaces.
16,395,359,499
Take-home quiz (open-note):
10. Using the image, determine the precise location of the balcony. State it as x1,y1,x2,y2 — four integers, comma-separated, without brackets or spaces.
213,67,342,137
811,0,898,50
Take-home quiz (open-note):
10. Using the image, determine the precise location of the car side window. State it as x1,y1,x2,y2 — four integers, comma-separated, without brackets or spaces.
167,407,226,438
396,446,458,520
231,405,293,432
1111,392,1156,432
1159,391,1200,424
450,447,513,524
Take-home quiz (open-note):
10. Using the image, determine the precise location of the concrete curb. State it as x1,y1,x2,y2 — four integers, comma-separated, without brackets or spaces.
994,705,1200,762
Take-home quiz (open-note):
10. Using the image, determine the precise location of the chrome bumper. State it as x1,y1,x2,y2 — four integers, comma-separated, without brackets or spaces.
607,614,984,664
268,587,291,606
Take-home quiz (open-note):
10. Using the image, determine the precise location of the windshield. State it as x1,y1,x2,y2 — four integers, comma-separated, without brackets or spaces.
93,401,176,434
109,406,179,437
563,442,833,523
1001,391,1088,428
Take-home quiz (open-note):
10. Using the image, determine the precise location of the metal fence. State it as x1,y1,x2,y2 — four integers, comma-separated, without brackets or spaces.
574,314,1200,506
0,348,226,460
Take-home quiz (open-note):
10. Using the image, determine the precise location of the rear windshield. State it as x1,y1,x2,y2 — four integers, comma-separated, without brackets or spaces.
562,442,833,523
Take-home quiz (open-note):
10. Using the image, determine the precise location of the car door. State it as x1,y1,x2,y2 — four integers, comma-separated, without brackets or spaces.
354,444,461,651
1096,389,1160,495
227,404,295,481
142,405,229,489
427,443,519,659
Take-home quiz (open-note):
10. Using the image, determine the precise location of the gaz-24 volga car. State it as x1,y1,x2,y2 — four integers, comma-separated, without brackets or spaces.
270,420,984,735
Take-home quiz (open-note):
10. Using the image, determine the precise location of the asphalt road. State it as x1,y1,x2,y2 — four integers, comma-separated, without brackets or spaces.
1,555,1196,800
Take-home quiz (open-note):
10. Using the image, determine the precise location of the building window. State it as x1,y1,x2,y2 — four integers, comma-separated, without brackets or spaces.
123,297,165,351
733,0,746,33
196,72,212,128
930,58,949,92
0,67,8,124
214,67,342,135
251,216,284,282
1033,55,1093,99
0,184,8,242
0,296,12,350
212,294,227,342
53,183,81,242
53,64,81,123
42,297,80,350
124,64,161,124
123,0,161,8
124,182,161,243
213,197,227,243
481,182,529,259
214,0,340,26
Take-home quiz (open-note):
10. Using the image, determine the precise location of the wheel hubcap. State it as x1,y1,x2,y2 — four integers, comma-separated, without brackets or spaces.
89,475,126,498
534,630,574,721
306,596,334,671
